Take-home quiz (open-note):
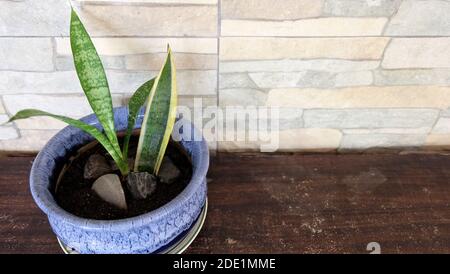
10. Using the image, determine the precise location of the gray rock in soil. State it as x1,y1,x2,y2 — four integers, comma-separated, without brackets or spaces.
126,172,157,199
158,157,181,184
84,154,113,180
92,174,127,210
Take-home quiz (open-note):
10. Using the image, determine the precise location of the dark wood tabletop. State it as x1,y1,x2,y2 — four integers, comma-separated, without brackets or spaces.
0,152,449,254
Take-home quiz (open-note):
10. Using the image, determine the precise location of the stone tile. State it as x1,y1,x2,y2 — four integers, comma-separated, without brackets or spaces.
340,134,426,150
442,109,450,118
0,70,216,96
220,37,390,61
267,86,450,109
0,130,59,152
222,18,387,37
0,71,81,94
220,60,380,73
218,128,342,152
343,127,432,135
303,109,439,129
55,37,217,55
425,134,450,149
229,107,304,131
111,70,217,96
386,0,450,36
0,114,8,125
56,55,125,71
221,0,323,20
219,88,267,106
374,69,450,86
75,5,217,36
220,73,258,89
248,72,303,89
432,118,450,134
296,71,335,89
0,126,19,141
126,53,217,70
335,71,373,87
14,117,67,131
80,0,217,3
176,71,217,95
3,95,123,119
323,0,402,17
0,38,53,71
0,0,68,36
177,96,217,108
277,129,342,152
382,38,450,69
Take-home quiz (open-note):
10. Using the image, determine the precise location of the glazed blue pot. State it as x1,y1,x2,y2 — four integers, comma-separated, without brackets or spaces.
29,107,209,254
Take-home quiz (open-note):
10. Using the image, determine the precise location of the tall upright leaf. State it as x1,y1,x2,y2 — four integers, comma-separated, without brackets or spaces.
134,48,177,174
70,9,121,156
123,78,155,160
8,109,128,175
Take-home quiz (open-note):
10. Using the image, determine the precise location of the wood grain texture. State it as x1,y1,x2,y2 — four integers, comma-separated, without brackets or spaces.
0,153,449,254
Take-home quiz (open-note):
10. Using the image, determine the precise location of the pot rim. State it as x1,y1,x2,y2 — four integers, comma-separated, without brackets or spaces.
29,107,209,231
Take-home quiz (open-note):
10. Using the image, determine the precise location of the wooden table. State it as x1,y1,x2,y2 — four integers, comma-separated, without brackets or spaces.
0,153,449,254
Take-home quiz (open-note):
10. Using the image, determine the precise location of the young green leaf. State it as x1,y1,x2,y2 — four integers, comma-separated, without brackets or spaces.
8,109,129,175
70,8,121,156
123,78,156,160
134,48,177,174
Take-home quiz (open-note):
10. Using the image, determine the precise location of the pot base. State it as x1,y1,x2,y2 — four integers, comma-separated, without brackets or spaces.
57,198,208,254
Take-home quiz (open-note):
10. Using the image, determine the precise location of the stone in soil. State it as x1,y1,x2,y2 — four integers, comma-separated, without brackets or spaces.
84,154,113,180
158,156,181,184
91,174,127,210
126,172,157,199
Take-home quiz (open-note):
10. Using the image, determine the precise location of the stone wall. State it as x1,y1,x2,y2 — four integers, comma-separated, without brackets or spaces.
0,0,449,152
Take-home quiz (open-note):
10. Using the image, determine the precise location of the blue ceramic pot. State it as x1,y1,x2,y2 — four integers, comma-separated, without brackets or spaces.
29,107,209,254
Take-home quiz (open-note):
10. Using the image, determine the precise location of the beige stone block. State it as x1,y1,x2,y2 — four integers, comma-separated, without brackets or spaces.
126,53,217,70
432,118,450,134
341,134,426,150
14,117,66,131
267,86,450,109
219,88,267,106
0,38,53,71
0,130,59,152
335,71,373,87
218,128,342,152
0,126,19,140
222,18,387,37
74,5,217,36
221,0,323,20
3,95,123,120
425,134,450,149
220,37,390,61
220,60,380,73
385,0,450,36
277,128,342,152
382,38,450,69
80,0,217,3
56,38,217,56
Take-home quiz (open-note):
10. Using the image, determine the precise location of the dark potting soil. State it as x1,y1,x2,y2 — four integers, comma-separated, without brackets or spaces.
54,135,192,220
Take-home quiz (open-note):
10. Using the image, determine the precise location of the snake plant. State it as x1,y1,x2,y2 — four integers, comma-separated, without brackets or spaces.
7,8,177,176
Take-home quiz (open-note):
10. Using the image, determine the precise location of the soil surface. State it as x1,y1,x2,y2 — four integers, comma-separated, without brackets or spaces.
55,136,192,220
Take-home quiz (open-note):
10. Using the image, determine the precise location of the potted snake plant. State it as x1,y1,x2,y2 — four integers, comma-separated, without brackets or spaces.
6,9,209,253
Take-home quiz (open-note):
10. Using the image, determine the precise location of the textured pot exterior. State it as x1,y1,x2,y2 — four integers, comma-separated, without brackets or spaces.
29,107,209,254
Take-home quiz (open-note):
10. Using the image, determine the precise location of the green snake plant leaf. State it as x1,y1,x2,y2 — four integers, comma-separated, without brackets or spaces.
122,78,156,160
70,8,121,157
8,109,129,175
134,48,177,174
